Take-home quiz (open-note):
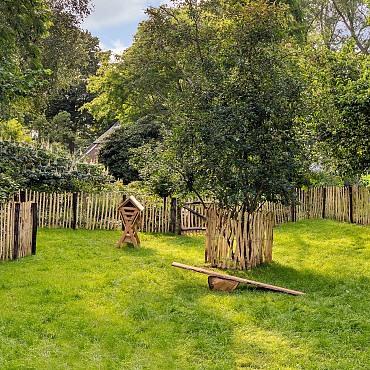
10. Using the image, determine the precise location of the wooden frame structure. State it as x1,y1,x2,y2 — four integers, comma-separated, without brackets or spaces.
116,196,144,248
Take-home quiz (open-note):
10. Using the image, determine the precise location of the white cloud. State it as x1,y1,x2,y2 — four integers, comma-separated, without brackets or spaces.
100,39,128,55
83,0,170,30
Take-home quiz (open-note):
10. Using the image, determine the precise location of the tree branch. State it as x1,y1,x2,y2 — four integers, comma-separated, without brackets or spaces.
158,40,194,86
332,0,368,54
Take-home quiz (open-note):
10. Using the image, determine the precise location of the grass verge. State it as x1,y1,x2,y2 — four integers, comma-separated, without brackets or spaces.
0,219,368,369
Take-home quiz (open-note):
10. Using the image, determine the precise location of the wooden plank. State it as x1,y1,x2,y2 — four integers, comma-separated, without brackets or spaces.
169,198,177,233
182,205,207,220
63,191,67,228
172,262,306,296
181,227,206,231
13,203,20,260
183,201,212,205
93,193,99,230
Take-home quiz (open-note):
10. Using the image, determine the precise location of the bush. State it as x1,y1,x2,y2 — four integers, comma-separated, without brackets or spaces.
0,140,114,197
0,173,19,200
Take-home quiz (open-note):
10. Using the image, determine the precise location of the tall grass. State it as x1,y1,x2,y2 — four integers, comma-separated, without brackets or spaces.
0,219,368,369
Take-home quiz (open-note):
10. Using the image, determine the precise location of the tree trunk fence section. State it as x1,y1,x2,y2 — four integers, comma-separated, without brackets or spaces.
205,207,274,271
0,201,37,262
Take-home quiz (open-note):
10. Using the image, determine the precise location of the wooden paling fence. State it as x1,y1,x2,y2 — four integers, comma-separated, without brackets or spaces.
262,186,369,226
206,207,274,270
0,201,37,261
21,190,175,233
18,186,369,234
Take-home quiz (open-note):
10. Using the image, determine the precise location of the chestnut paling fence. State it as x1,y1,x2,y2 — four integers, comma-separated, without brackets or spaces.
17,190,208,233
18,186,369,233
0,201,37,261
2,187,368,265
205,207,274,270
262,186,369,226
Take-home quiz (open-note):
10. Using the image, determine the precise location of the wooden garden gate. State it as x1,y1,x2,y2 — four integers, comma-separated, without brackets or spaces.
177,200,208,235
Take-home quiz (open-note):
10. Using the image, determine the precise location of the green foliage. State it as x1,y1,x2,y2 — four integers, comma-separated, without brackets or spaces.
37,13,100,99
0,220,368,368
305,44,370,180
303,0,370,53
29,24,109,154
0,140,114,196
0,0,94,118
359,174,370,186
0,0,51,116
0,118,32,142
0,173,19,200
50,111,75,153
99,116,161,185
124,0,309,211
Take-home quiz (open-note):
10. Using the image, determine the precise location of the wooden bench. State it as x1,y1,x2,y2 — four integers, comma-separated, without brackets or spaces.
172,262,306,296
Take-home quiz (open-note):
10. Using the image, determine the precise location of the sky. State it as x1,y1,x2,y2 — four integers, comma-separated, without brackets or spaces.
81,0,170,55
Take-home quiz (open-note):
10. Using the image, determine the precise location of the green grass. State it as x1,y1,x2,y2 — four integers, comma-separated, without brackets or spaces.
0,219,369,369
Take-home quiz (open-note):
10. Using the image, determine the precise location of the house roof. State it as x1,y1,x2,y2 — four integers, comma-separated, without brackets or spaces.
82,120,121,162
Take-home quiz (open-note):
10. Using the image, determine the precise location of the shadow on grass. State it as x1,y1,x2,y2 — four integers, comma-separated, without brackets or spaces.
116,242,158,257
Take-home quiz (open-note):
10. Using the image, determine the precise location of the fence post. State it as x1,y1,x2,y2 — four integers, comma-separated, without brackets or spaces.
121,194,127,230
72,193,78,229
177,200,182,235
349,186,353,223
169,198,177,233
13,203,20,260
20,190,26,203
322,187,326,219
290,204,296,223
31,202,38,255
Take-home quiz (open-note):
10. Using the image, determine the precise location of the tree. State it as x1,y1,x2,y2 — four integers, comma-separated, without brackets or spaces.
0,0,93,117
99,116,161,184
306,45,370,179
0,118,31,142
89,0,310,212
231,0,308,42
304,0,370,53
38,7,97,96
28,5,110,154
0,0,50,116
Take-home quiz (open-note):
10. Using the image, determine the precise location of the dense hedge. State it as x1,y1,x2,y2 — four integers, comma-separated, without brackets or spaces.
0,140,113,200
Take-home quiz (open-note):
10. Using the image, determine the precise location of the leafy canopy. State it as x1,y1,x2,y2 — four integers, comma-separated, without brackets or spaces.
305,44,370,179
87,0,310,211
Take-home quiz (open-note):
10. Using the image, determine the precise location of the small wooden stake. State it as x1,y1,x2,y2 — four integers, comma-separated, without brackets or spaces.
13,203,20,260
31,202,37,255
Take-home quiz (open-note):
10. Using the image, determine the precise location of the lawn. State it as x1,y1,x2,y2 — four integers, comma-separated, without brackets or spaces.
0,219,369,369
